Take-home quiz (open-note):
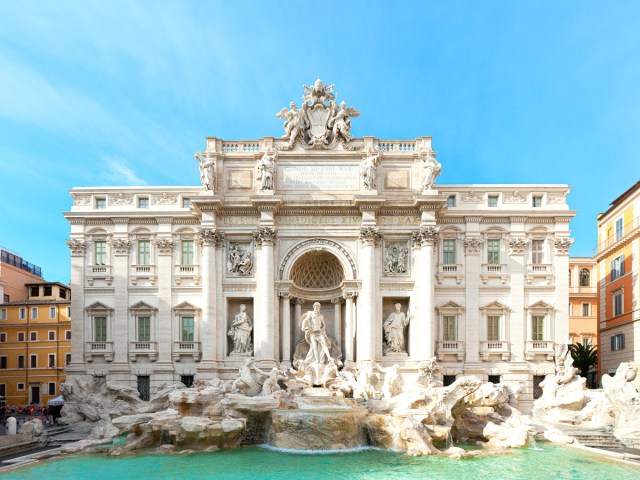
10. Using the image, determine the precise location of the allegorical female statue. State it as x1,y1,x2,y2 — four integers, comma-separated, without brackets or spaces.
383,303,410,354
360,149,379,191
420,149,441,192
256,149,276,191
195,152,216,192
228,304,253,354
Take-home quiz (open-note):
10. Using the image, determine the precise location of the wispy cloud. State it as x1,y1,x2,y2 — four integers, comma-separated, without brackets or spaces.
103,157,147,186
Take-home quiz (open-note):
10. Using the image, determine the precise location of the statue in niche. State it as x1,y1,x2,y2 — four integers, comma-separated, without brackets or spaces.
228,304,253,354
383,303,410,354
328,100,360,142
292,301,343,387
384,243,409,275
228,243,252,276
256,148,276,191
360,149,379,191
420,148,441,192
195,152,216,192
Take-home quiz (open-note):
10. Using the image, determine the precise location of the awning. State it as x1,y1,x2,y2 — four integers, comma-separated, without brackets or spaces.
47,395,64,406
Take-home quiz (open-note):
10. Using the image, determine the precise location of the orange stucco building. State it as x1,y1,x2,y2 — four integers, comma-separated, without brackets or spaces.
596,180,640,377
0,282,71,405
0,247,44,303
569,257,597,347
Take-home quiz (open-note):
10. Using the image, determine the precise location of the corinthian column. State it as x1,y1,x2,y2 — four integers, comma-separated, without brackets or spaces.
198,227,224,378
411,227,439,360
357,227,380,362
254,227,277,365
66,238,87,374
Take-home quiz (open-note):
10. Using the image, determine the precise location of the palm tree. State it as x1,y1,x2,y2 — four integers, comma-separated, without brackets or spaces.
569,343,598,381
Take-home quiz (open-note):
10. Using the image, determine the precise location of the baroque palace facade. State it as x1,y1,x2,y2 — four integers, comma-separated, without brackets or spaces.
64,80,575,406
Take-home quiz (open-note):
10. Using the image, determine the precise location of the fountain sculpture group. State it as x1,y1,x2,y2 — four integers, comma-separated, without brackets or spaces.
55,306,640,458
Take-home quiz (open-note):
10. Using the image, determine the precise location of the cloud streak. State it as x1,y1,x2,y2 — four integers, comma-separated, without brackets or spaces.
103,157,147,186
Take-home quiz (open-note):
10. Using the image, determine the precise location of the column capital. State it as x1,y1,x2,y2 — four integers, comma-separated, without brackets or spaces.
66,238,86,256
343,291,358,300
110,238,131,256
295,297,305,305
553,237,574,256
412,226,439,247
198,227,224,247
279,292,292,300
155,238,174,255
331,297,344,305
359,226,382,246
253,226,277,246
507,236,528,256
463,236,483,255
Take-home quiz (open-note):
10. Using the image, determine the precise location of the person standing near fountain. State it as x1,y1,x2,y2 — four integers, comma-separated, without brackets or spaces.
300,302,332,365
383,303,410,354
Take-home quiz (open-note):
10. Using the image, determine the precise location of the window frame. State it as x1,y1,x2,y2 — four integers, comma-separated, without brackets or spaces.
181,239,195,265
31,307,38,319
487,239,501,265
19,307,26,320
615,217,624,241
446,195,456,207
48,353,56,368
611,333,625,351
50,306,57,319
0,308,5,320
531,315,545,341
582,303,590,317
0,332,6,343
138,197,150,209
613,290,624,317
181,316,195,342
137,316,151,342
30,354,37,368
95,197,107,209
94,316,108,342
532,195,543,207
94,240,108,266
531,239,545,265
442,239,456,265
48,382,56,395
30,331,38,341
486,315,501,341
487,195,499,207
137,239,151,266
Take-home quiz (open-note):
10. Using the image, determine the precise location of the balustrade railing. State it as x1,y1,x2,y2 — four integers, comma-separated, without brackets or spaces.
222,142,260,153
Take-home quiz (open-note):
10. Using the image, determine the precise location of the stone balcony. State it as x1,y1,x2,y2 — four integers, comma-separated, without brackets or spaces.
174,264,200,285
480,264,508,285
129,341,159,362
480,340,510,361
526,264,553,285
86,341,114,362
173,340,201,362
525,340,555,361
130,264,157,286
436,340,465,361
436,264,463,285
86,264,113,286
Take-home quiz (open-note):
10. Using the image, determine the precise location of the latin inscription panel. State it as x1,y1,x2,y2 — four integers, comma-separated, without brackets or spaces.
279,165,359,191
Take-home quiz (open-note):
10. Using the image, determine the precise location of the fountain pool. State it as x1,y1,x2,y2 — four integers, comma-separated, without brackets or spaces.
2,444,638,480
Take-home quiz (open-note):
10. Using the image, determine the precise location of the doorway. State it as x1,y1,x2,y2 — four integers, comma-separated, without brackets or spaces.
30,385,41,404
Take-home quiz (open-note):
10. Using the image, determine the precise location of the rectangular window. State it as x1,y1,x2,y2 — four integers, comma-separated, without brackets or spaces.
442,239,456,265
182,240,194,265
48,331,56,341
531,239,544,264
615,217,624,241
182,197,192,208
50,307,56,319
66,353,71,366
44,285,52,296
442,315,457,341
613,291,623,317
138,240,151,265
18,332,25,342
487,315,500,341
582,303,590,317
181,316,194,341
3,294,8,302
138,197,149,209
611,255,625,280
19,308,26,320
488,195,498,207
611,333,625,351
137,375,150,401
30,354,37,368
95,241,107,265
66,306,71,317
0,309,5,320
18,355,25,369
48,382,56,395
531,315,545,341
59,287,66,299
138,316,151,342
65,330,71,340
0,357,6,369
48,354,56,368
30,331,37,341
31,307,38,319
0,384,5,397
17,383,25,391
30,286,39,297
532,196,542,207
94,316,107,342
583,337,592,348
95,197,106,209
487,239,500,265
446,195,456,207
0,333,6,342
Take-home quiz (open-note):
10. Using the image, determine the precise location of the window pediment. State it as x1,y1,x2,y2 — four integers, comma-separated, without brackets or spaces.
85,301,114,314
129,301,157,313
173,301,200,314
436,301,464,314
525,300,554,312
480,300,510,313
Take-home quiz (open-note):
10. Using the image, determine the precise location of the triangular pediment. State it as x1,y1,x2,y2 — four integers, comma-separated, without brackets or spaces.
173,301,200,313
85,301,113,312
436,301,464,312
480,300,510,311
129,301,157,312
526,300,554,310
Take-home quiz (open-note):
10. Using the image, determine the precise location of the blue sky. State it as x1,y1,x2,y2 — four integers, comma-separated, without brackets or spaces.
1,1,639,283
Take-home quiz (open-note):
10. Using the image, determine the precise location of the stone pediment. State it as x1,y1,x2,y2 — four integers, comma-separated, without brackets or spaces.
436,301,464,313
129,301,157,312
479,300,510,312
525,300,554,311
85,301,114,313
173,301,200,313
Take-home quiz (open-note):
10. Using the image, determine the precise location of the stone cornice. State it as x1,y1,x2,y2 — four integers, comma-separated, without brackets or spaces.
354,196,385,211
250,197,283,212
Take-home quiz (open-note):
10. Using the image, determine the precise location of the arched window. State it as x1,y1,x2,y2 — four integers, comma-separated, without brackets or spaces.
580,268,590,287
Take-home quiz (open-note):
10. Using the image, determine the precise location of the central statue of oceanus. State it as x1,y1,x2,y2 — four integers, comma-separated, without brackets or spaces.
276,78,360,150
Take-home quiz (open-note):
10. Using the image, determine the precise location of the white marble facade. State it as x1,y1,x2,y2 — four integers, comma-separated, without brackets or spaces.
64,81,575,407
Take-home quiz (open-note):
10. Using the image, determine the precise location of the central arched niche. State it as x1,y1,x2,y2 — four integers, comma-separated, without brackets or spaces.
288,250,346,360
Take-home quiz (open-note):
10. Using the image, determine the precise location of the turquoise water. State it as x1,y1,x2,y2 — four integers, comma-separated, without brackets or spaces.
2,444,639,480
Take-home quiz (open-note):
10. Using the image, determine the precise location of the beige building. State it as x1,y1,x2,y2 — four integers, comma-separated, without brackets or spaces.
569,257,597,347
64,80,575,408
